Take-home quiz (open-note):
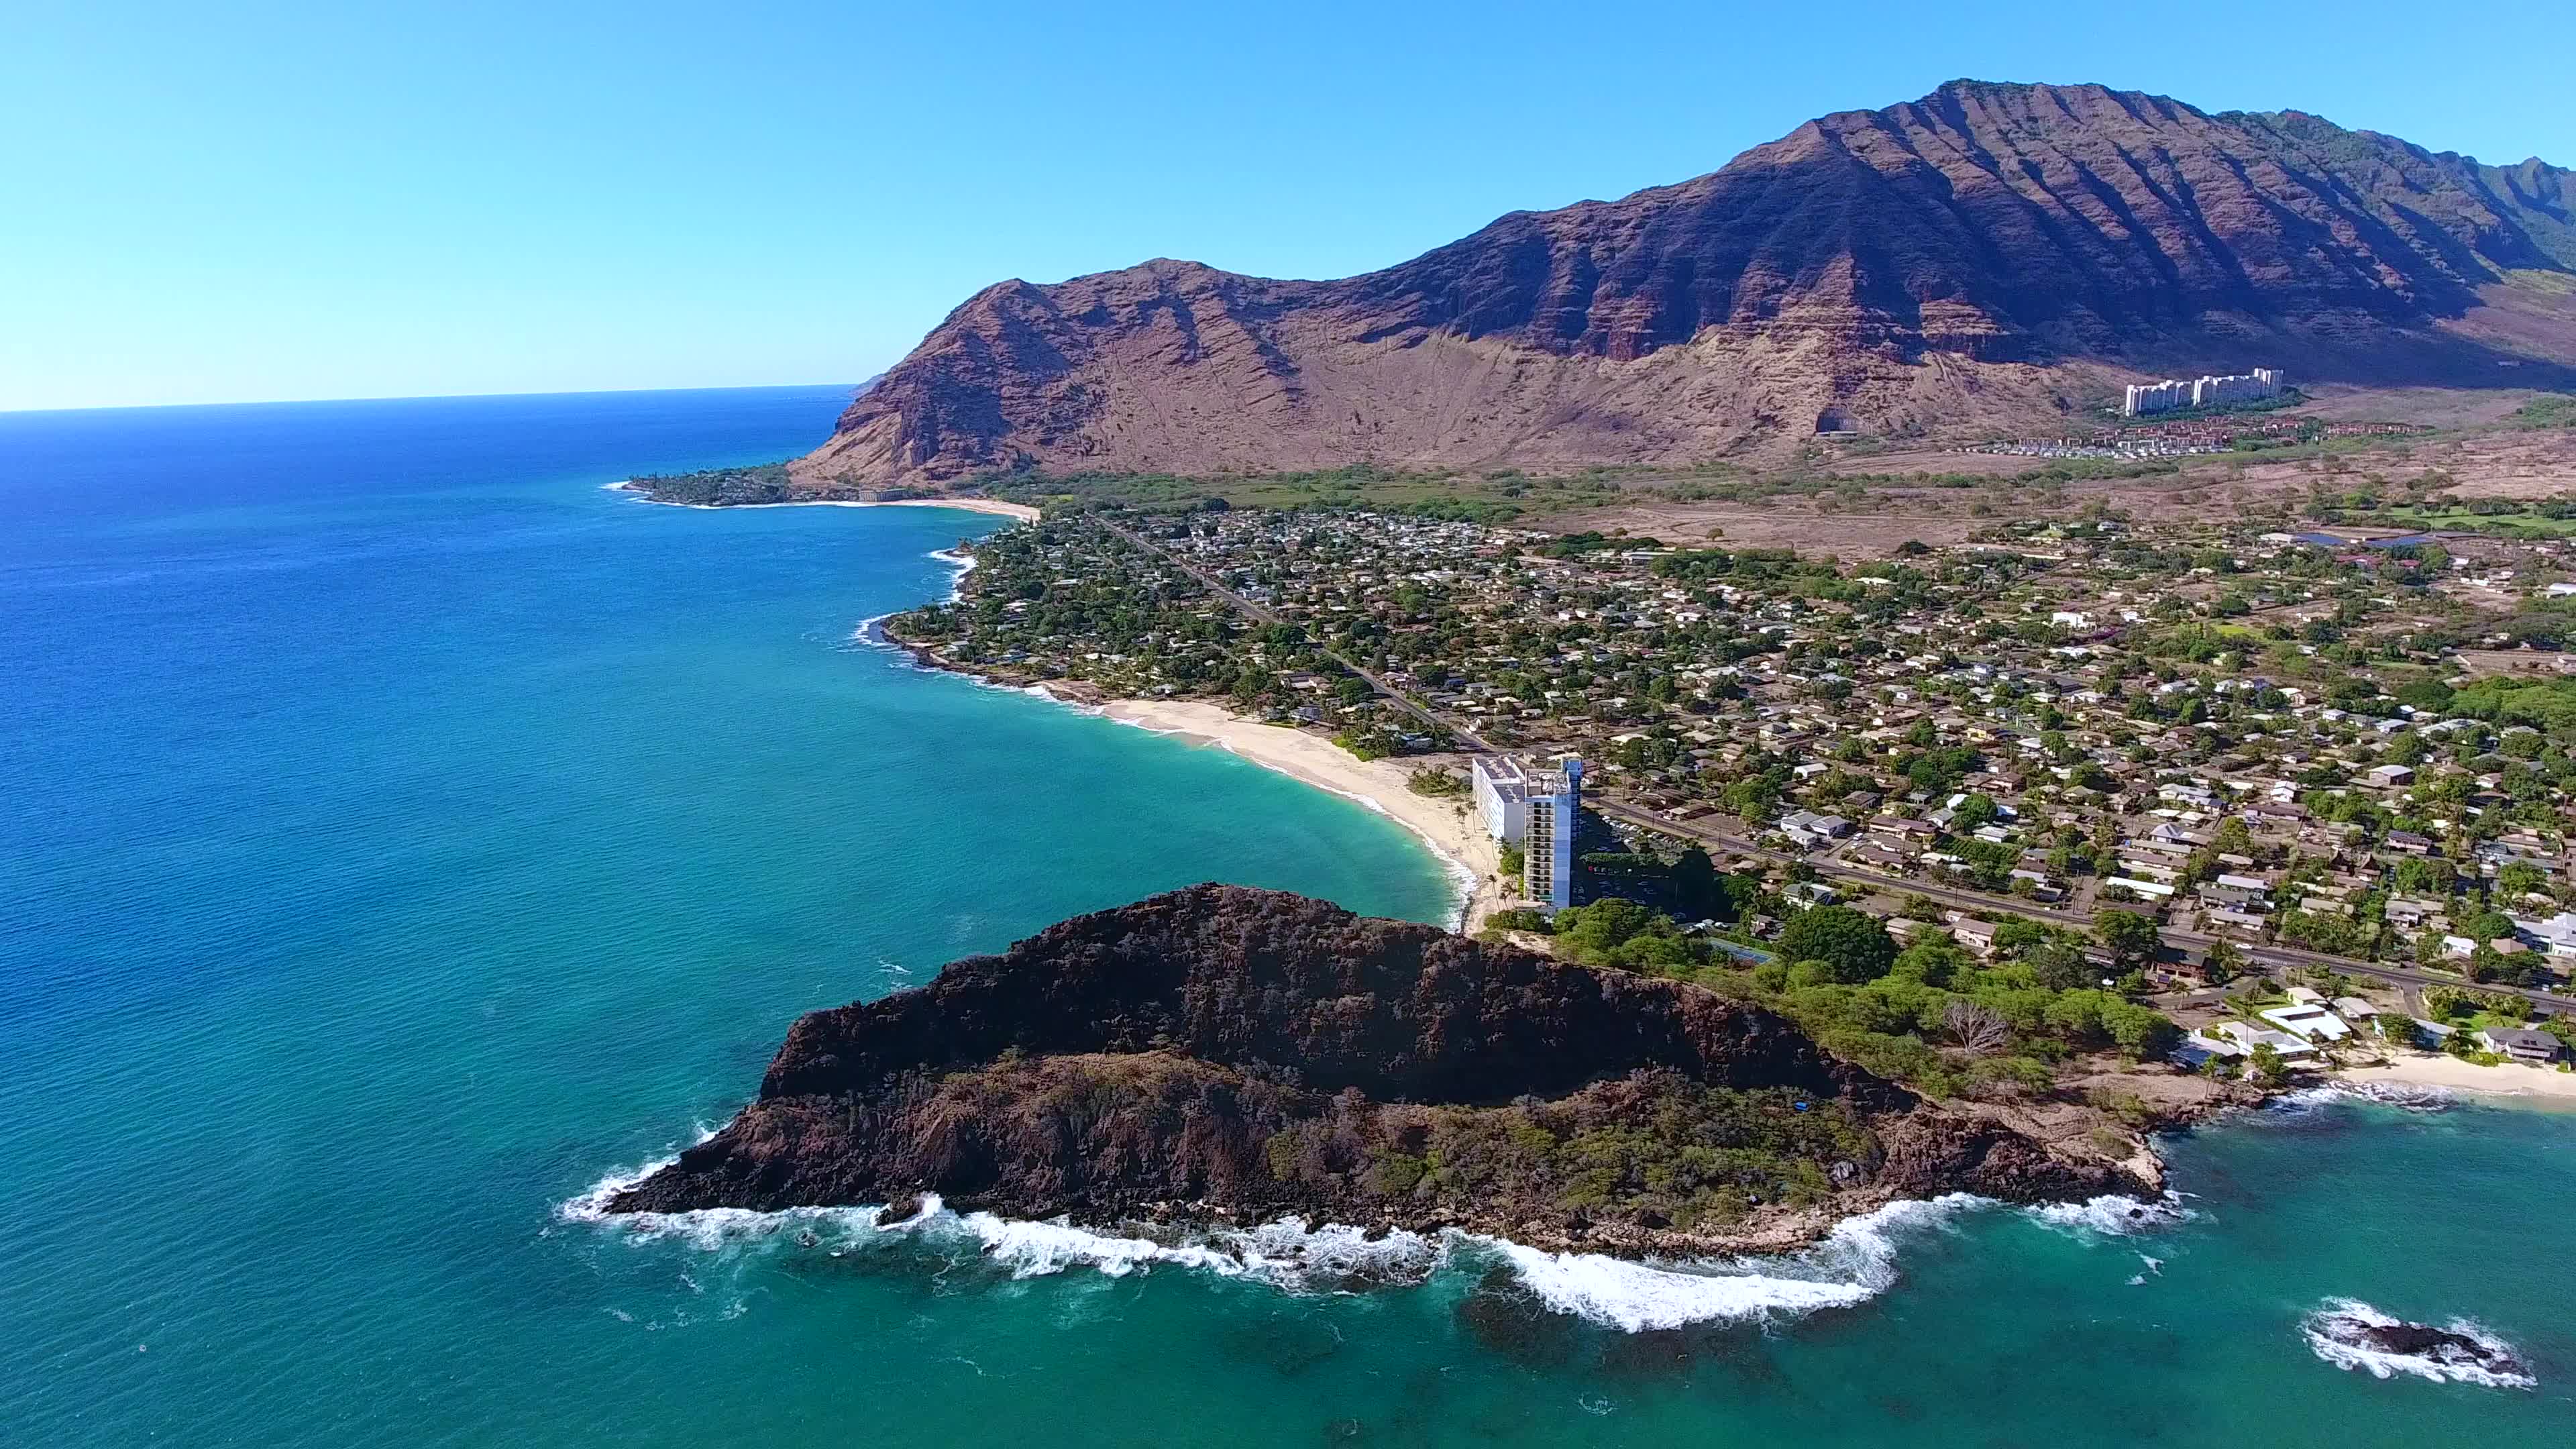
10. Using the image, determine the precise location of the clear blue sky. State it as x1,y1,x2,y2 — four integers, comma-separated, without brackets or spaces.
6,1,2567,411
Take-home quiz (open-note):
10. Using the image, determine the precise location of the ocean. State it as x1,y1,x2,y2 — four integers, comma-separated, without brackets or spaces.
3,386,2571,1446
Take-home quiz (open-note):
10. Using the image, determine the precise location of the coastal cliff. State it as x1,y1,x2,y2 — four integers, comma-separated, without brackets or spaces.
608,886,2153,1254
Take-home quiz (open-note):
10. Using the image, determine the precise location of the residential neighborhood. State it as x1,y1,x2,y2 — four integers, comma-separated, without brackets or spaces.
888,496,2576,1079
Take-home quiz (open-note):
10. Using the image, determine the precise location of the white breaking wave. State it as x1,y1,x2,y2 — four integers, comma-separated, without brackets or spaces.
1025,683,1105,714
2302,1298,2534,1389
926,547,977,602
563,1176,1444,1289
1463,1193,1982,1333
882,1198,1453,1289
1483,1244,1874,1333
2024,1191,2195,1238
845,549,981,649
2278,1081,2457,1113
563,1166,2175,1334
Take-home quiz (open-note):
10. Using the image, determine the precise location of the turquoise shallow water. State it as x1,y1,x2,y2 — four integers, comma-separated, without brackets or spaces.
4,388,2573,1446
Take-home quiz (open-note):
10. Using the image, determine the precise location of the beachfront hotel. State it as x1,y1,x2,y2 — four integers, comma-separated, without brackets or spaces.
1475,755,1583,912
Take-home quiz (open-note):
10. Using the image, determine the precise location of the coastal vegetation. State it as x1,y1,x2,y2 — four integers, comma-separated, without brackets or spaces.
1487,897,2180,1102
1405,766,1467,798
2507,394,2576,430
971,463,1620,521
619,462,799,505
1269,1072,1878,1228
619,462,949,506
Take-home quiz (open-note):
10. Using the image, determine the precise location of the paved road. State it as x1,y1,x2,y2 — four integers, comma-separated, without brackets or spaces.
1093,513,2568,1009
2164,929,2568,1009
1584,796,2098,928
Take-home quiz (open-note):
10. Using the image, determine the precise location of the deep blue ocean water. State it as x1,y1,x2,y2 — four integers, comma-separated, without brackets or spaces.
4,387,2573,1446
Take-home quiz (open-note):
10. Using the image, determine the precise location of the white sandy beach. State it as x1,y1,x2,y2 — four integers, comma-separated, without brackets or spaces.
2334,1052,2576,1106
1090,696,1505,932
866,496,1040,522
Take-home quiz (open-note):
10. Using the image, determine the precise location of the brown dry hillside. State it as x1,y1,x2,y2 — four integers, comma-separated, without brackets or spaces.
800,80,2576,490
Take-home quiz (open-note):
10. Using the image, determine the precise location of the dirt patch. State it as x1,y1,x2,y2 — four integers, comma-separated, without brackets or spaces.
2291,384,2561,427
1529,498,1985,559
1527,422,2576,551
2454,648,2576,679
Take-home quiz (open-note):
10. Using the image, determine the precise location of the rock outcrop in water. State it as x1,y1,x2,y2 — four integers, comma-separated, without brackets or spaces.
609,885,2151,1252
2303,1299,2535,1387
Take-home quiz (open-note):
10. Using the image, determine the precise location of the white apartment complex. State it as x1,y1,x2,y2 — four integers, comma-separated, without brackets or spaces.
2123,367,2284,417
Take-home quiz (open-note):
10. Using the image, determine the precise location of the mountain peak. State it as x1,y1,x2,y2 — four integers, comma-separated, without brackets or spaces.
798,83,2576,489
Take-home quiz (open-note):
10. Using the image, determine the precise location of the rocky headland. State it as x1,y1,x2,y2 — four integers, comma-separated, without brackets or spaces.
608,885,2162,1256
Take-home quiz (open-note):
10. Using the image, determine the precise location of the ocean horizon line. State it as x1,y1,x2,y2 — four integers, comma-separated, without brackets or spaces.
0,379,867,420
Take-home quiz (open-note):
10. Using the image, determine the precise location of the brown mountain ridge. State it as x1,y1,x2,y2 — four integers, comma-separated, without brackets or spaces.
798,79,2576,489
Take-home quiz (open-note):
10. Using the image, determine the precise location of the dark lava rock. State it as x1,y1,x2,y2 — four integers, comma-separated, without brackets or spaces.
2359,1320,2514,1366
605,885,2149,1250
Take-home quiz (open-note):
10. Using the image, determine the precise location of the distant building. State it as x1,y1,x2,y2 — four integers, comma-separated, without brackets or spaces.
1780,809,1853,849
2512,910,2576,959
2261,1004,2352,1042
2123,367,2284,417
2478,1026,2566,1065
1522,759,1582,912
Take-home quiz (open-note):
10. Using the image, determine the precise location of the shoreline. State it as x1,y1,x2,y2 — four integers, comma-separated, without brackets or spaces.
1073,694,1505,934
565,1146,2130,1332
2330,1052,2576,1109
606,480,1040,523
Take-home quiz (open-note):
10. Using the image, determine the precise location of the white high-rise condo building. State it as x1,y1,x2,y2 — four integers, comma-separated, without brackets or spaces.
1473,754,1585,912
2123,367,2282,417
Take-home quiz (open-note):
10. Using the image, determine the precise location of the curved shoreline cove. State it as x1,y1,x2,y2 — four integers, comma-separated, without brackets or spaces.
3,390,2573,1448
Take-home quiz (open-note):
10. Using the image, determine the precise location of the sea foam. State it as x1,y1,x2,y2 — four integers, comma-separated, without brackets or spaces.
563,1161,2176,1333
1463,1193,1983,1332
2277,1081,2458,1113
2024,1191,2196,1238
2301,1298,2534,1388
562,1171,1444,1289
